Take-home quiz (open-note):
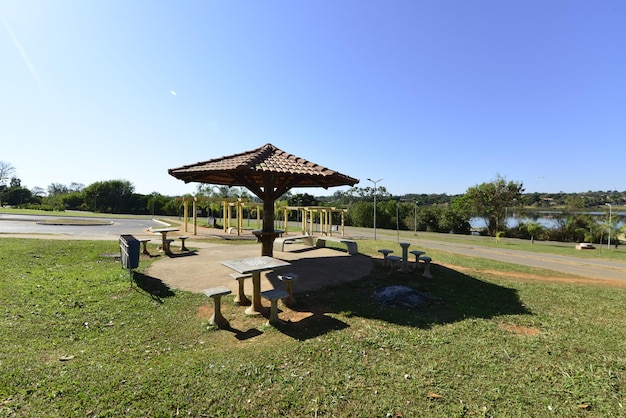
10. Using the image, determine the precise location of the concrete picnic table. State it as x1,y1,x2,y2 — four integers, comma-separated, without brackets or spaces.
151,227,179,253
221,256,291,316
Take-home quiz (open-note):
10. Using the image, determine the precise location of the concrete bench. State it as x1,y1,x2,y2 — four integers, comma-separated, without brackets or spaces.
203,286,232,329
162,239,175,253
386,255,402,274
378,249,394,266
278,272,300,306
274,235,314,252
261,289,289,326
179,236,189,251
316,236,358,255
138,238,151,255
419,256,433,278
576,243,596,250
409,250,425,270
229,272,252,305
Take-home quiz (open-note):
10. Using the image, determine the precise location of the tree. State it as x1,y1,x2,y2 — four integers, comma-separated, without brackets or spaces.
0,161,16,186
523,221,543,244
288,193,318,207
459,175,524,236
347,201,373,227
83,180,135,213
439,203,471,234
9,177,21,188
48,183,70,196
31,186,46,197
5,187,32,206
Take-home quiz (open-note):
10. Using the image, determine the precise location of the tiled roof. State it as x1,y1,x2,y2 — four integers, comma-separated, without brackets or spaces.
168,143,359,190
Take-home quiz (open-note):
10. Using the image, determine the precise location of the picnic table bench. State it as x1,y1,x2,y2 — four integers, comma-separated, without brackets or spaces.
315,236,358,255
273,234,315,252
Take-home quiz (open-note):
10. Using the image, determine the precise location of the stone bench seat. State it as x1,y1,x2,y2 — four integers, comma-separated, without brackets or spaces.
179,236,189,251
274,235,315,252
278,272,300,306
385,255,402,274
261,289,290,326
161,239,175,253
377,249,394,266
229,272,252,306
316,236,358,255
203,286,232,329
409,250,426,270
419,256,433,278
138,238,151,255
576,243,596,250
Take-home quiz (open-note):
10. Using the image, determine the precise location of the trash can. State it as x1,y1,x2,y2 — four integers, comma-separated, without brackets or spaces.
119,234,140,270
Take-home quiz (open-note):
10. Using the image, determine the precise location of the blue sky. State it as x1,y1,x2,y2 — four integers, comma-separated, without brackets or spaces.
1,1,624,197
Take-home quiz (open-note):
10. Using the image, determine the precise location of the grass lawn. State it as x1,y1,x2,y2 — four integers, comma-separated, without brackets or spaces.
1,237,626,417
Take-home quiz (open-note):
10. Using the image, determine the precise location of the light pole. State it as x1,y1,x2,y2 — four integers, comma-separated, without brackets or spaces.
414,201,418,235
606,203,612,249
367,178,383,240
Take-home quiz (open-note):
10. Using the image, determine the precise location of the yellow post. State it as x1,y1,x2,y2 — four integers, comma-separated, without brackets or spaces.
283,207,288,234
183,200,189,232
222,201,227,232
192,198,197,236
237,200,242,236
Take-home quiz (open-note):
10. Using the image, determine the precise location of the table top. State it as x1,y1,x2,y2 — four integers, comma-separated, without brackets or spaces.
221,256,291,274
152,227,179,233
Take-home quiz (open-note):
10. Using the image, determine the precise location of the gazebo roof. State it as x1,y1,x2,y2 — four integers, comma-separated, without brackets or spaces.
168,143,359,190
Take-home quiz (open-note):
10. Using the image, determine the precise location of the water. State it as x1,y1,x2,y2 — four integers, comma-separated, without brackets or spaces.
470,210,625,230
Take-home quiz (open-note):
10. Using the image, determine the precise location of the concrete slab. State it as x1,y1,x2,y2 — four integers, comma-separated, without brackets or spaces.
144,242,374,295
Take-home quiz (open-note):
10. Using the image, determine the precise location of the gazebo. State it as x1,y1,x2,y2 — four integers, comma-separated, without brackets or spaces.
168,143,359,256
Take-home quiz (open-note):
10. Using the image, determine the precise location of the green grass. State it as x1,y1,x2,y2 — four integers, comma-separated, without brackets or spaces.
367,228,626,262
2,238,626,416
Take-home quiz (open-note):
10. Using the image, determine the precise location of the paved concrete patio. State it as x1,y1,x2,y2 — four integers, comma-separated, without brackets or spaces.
144,240,374,295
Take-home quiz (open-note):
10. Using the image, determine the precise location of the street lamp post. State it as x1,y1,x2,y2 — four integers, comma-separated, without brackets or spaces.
414,201,418,235
367,178,383,240
606,203,612,249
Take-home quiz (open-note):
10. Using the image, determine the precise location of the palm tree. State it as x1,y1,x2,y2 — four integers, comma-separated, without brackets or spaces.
524,221,543,245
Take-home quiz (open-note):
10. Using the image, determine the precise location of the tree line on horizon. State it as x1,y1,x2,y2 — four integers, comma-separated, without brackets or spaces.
1,160,623,245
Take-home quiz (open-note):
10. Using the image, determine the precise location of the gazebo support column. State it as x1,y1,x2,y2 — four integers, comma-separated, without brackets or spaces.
261,199,275,256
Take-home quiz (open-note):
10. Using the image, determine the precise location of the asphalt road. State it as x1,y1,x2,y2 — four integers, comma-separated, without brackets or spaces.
0,214,158,239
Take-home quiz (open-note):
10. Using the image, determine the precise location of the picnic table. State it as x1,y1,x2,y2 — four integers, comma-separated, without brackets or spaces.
221,256,291,315
151,227,179,253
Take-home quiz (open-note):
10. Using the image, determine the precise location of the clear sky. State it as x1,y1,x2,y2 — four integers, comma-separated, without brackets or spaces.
2,1,625,197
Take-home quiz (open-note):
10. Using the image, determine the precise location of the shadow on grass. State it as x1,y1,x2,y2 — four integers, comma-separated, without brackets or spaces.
274,311,350,341
218,326,264,341
132,271,175,302
263,259,531,339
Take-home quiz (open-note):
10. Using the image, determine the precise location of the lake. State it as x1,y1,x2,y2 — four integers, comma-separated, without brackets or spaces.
470,210,625,230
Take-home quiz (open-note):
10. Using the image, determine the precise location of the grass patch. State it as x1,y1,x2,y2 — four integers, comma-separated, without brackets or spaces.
2,238,626,416
363,229,626,262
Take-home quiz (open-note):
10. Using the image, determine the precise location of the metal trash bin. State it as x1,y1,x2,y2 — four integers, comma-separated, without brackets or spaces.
119,234,140,270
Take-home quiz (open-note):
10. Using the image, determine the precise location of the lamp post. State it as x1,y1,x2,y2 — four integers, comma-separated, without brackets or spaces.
414,201,418,235
606,203,612,249
367,178,383,240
